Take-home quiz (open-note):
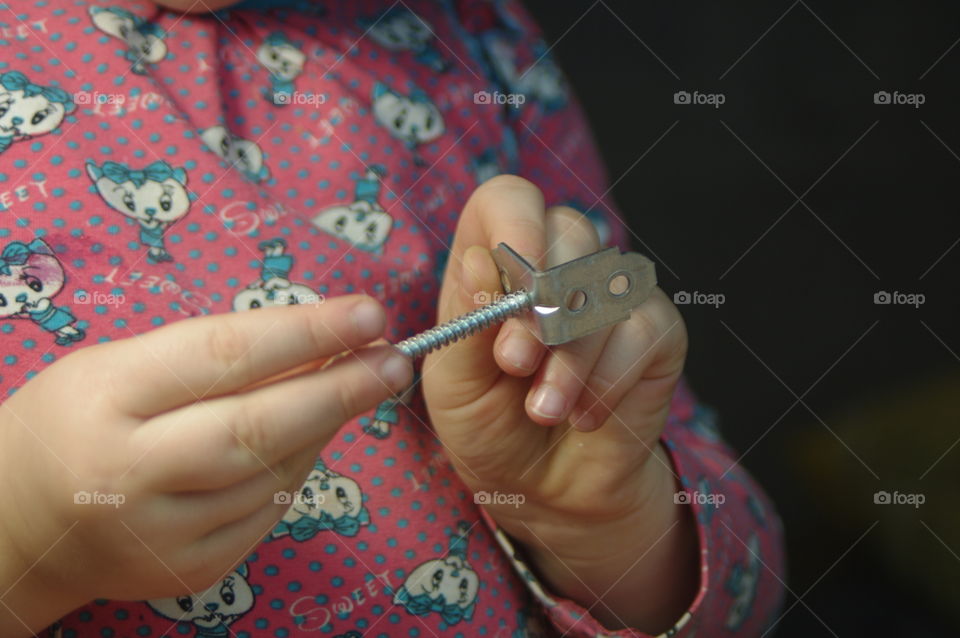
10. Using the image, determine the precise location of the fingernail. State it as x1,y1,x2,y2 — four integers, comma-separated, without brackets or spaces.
351,298,385,340
380,352,412,392
530,384,566,420
570,408,598,432
501,331,538,372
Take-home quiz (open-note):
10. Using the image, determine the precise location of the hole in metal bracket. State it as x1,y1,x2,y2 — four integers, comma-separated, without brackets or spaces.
607,272,631,297
566,289,587,312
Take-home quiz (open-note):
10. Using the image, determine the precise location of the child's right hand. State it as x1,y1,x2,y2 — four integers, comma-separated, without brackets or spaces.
0,295,411,636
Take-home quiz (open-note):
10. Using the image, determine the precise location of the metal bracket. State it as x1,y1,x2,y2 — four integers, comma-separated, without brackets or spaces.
492,243,657,345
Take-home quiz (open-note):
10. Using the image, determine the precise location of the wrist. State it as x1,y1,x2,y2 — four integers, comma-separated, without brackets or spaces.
0,558,87,638
512,441,677,560
0,436,88,635
515,443,700,632
0,517,89,637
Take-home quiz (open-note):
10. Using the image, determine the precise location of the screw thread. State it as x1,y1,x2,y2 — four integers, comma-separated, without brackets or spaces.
395,290,533,358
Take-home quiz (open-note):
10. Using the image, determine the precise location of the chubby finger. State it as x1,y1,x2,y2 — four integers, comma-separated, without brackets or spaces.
428,176,550,399
448,176,551,375
184,445,322,578
448,175,549,277
568,288,687,434
105,295,389,417
185,500,289,582
522,206,608,425
496,205,602,376
130,344,412,491
155,444,319,540
424,245,506,404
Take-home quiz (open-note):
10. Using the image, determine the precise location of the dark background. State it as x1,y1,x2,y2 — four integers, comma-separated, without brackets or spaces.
525,1,960,636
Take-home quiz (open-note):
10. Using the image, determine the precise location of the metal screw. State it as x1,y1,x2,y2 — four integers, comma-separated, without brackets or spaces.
395,290,532,358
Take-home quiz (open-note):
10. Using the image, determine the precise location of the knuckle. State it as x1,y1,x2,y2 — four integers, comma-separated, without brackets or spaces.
300,309,335,355
207,321,253,376
275,456,306,492
546,206,601,255
583,369,618,408
509,216,549,246
228,405,278,468
334,373,366,423
60,347,121,413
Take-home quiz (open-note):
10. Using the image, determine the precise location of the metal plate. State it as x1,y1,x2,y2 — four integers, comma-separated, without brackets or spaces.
492,243,657,345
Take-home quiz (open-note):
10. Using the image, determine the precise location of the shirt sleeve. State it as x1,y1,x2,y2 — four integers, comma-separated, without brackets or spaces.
457,1,787,635
477,379,786,638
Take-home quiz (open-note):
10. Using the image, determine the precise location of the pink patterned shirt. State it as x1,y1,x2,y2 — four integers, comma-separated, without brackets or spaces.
0,0,785,636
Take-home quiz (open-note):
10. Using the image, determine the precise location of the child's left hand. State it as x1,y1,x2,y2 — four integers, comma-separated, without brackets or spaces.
422,176,697,632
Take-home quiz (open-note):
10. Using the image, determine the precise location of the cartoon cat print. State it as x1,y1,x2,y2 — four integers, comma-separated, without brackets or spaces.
257,31,305,105
147,564,255,638
271,458,371,541
371,83,444,156
89,6,168,74
312,165,393,252
393,521,479,625
86,160,191,264
363,7,450,72
0,239,84,346
232,238,321,311
200,125,270,183
0,71,74,154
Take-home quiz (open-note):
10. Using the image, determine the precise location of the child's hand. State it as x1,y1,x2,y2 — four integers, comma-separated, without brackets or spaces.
422,176,696,632
0,296,411,635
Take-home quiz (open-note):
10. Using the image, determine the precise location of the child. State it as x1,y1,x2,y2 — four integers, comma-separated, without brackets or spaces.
0,1,784,637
